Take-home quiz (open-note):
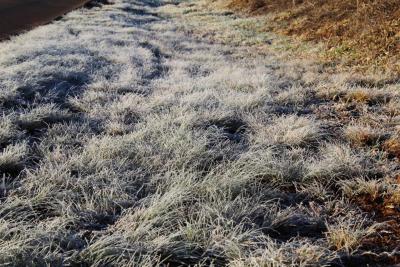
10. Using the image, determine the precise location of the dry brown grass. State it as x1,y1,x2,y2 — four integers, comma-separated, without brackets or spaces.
383,137,400,159
344,124,382,147
225,0,400,73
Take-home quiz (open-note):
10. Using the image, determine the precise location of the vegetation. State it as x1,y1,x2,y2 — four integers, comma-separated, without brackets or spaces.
224,0,400,73
0,0,399,266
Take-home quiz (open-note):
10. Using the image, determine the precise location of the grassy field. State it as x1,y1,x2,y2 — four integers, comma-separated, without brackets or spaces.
224,0,400,74
0,0,399,266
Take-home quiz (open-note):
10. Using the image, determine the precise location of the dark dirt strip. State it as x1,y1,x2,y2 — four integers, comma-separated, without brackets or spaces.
0,0,91,40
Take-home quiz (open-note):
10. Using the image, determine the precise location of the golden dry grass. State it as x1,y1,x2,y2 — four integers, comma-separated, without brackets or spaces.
225,0,400,73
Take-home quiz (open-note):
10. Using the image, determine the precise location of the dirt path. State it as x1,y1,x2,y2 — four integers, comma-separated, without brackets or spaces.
0,0,91,39
0,0,399,265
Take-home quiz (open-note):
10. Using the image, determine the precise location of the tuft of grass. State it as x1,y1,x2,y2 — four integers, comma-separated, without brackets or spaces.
343,88,390,105
382,137,400,159
250,114,323,147
0,143,28,175
339,177,384,200
0,115,20,146
344,123,383,147
306,143,367,183
325,215,375,253
17,104,69,132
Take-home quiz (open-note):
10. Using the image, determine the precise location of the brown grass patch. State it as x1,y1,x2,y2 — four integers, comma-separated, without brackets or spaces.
225,0,400,73
343,89,390,105
354,190,400,264
345,125,382,147
383,137,400,159
339,175,400,263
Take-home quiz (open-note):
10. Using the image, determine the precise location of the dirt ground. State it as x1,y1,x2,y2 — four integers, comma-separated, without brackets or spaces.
0,0,90,39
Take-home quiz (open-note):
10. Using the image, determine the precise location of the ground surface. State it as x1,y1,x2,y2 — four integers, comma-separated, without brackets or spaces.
0,0,399,266
0,0,93,39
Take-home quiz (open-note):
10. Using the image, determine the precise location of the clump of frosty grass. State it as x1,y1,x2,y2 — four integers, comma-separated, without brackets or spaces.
0,0,399,266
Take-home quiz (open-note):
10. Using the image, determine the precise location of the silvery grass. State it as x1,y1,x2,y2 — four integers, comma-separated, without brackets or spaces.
0,0,399,266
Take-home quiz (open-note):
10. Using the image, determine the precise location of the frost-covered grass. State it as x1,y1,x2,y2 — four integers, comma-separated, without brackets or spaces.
0,0,399,266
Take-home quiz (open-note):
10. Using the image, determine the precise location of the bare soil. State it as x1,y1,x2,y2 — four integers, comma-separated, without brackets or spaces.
0,0,90,39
